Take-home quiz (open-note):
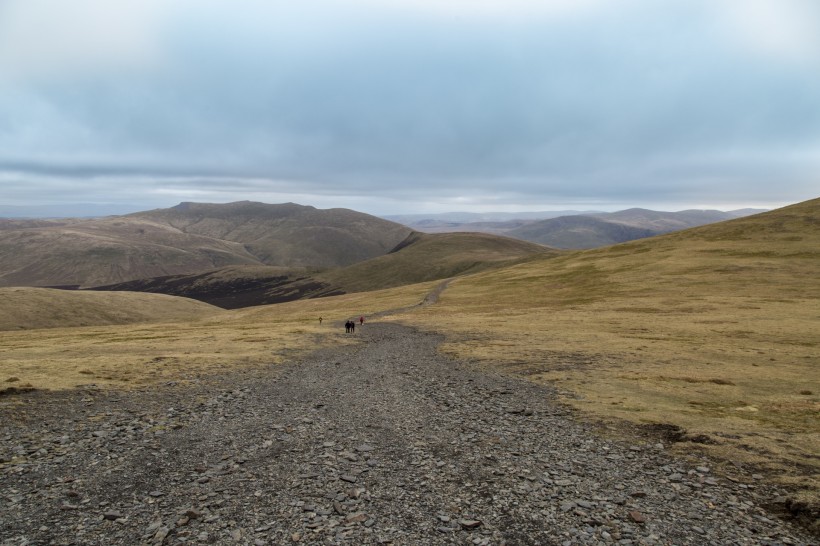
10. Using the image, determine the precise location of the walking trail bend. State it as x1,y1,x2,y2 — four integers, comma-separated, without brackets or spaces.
1,322,814,545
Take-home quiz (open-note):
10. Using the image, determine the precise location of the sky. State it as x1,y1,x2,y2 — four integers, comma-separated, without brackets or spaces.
0,0,818,216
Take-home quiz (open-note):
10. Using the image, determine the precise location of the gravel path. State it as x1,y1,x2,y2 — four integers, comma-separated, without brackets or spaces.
1,322,814,545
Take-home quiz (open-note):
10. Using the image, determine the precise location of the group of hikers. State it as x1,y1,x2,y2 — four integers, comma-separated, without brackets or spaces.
318,315,364,333
345,316,364,333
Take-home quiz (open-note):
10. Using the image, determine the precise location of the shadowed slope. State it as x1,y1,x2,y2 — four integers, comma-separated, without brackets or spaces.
89,265,343,310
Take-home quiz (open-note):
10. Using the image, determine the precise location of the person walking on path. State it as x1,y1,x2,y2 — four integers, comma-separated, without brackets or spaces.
359,316,364,326
350,320,355,333
319,317,323,325
344,320,351,333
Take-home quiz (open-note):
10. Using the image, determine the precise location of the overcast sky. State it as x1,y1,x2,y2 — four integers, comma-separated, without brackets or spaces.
0,0,818,216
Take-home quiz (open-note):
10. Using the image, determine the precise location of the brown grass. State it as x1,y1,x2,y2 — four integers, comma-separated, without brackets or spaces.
386,198,820,506
0,287,223,331
0,282,437,391
316,231,557,293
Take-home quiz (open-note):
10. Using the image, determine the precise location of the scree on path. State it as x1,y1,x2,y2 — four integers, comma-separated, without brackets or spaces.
0,322,814,545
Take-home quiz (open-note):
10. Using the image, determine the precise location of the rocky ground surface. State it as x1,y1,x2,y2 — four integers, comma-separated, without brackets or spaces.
1,323,815,545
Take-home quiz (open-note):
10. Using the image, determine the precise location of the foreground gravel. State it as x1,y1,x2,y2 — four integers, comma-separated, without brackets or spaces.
1,323,814,545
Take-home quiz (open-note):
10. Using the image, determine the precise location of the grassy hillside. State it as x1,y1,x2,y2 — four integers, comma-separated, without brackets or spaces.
316,231,558,292
395,197,820,508
0,287,222,331
0,281,436,391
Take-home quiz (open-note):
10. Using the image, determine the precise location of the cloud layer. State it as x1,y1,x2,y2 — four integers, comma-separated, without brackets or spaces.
0,0,818,214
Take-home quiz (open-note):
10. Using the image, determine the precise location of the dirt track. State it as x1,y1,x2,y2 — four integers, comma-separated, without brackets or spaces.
1,322,814,545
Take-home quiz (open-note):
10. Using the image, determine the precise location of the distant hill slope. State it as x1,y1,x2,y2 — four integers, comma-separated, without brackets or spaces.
129,201,412,268
455,197,820,310
508,215,658,249
384,210,601,234
392,219,535,235
0,287,222,331
383,210,602,224
0,201,412,288
587,208,761,231
0,218,82,231
317,232,556,292
91,232,556,308
507,208,768,249
393,208,766,246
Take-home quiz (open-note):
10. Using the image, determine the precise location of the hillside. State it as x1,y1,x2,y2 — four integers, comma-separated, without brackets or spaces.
316,231,557,292
91,232,556,308
0,218,81,231
0,287,222,331
0,201,412,288
403,197,820,508
129,201,412,268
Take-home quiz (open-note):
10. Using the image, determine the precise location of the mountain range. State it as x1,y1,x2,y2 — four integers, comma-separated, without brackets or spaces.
0,200,769,308
392,207,767,248
0,201,553,306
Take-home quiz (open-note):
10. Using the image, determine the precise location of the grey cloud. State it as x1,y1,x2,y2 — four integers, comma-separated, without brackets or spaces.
0,0,818,213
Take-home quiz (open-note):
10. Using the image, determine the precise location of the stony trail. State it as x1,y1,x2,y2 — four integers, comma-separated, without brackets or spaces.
0,323,814,545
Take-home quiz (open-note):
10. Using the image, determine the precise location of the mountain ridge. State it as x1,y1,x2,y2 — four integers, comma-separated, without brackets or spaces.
0,201,413,288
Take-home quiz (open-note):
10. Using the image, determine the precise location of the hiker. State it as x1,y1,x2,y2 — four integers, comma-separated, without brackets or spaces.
359,316,364,326
319,316,323,325
350,320,355,333
344,320,351,333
